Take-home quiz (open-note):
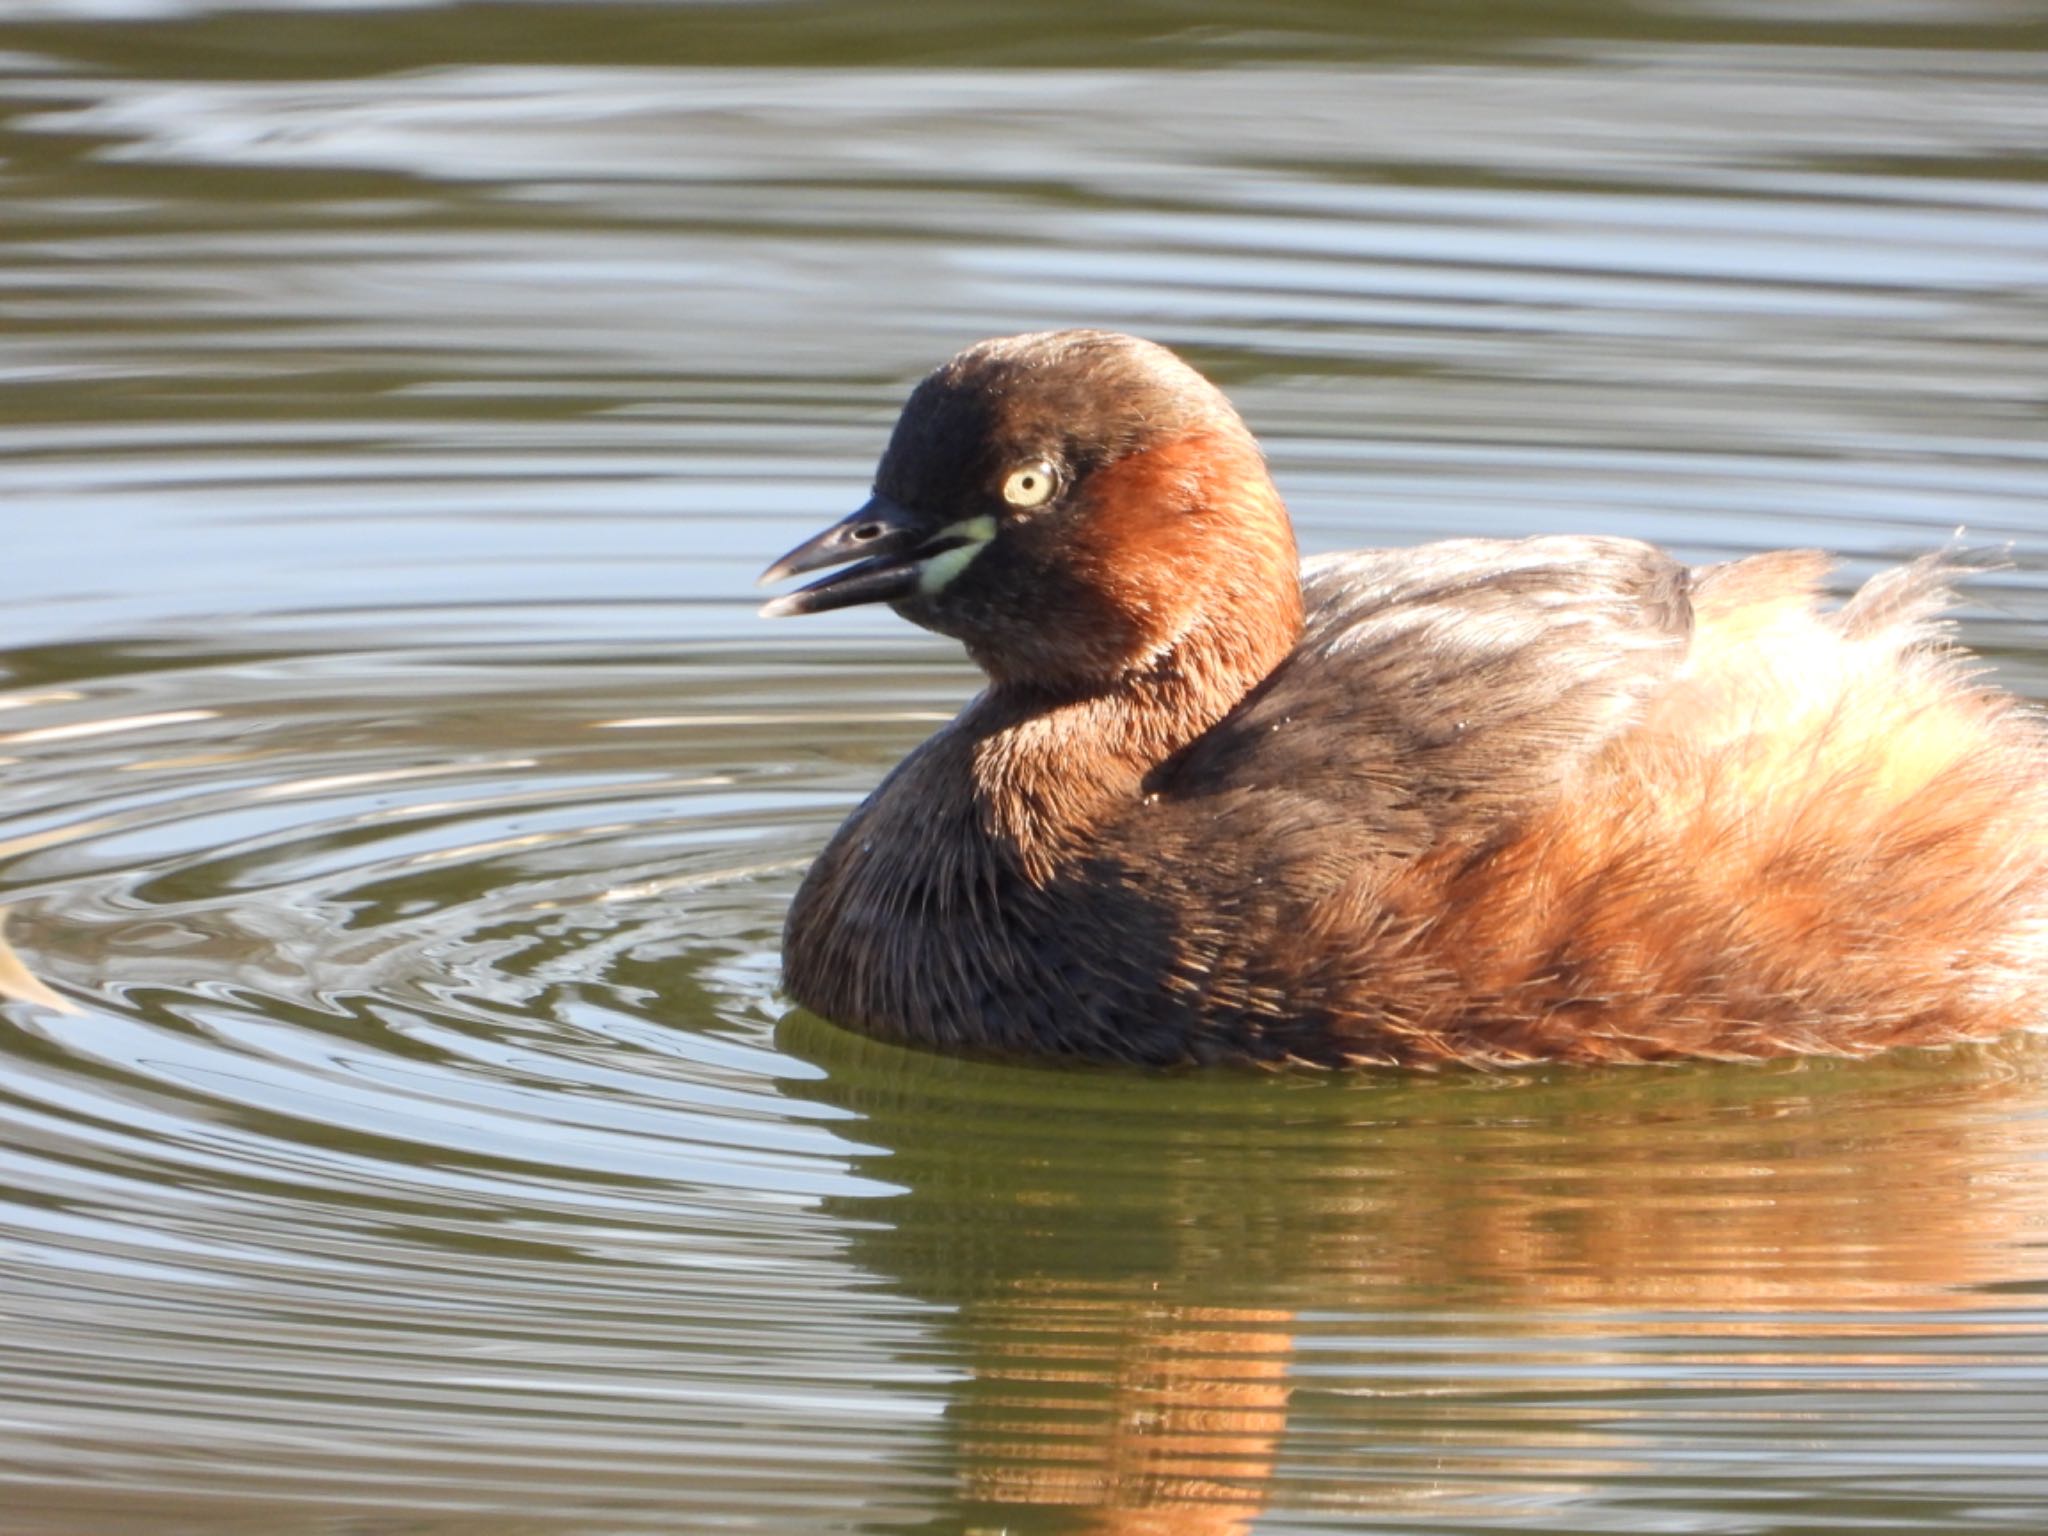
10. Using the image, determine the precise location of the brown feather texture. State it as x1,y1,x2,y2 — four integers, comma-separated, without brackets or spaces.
763,330,2048,1068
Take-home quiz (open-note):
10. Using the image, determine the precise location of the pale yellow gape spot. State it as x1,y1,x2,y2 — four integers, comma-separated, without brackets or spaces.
916,515,997,594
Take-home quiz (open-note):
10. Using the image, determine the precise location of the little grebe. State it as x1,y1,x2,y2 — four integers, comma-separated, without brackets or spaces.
760,330,2048,1067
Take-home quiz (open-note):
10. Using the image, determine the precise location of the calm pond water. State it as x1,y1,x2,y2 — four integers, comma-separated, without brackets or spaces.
4,2,2048,1532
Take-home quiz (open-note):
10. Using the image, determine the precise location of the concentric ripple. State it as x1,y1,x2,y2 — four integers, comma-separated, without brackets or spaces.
0,624,973,1526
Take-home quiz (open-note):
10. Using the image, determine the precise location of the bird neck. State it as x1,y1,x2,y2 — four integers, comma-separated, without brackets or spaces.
966,597,1302,880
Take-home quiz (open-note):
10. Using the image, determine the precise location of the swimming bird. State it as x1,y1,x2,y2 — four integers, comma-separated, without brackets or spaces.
760,329,2048,1067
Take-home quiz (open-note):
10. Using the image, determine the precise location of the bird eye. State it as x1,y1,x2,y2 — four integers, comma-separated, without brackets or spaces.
1000,461,1059,510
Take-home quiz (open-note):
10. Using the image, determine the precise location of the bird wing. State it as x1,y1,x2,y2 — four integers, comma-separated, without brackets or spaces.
1157,536,1698,841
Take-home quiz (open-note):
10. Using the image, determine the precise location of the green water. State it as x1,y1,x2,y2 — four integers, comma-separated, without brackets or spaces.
3,2,2047,1532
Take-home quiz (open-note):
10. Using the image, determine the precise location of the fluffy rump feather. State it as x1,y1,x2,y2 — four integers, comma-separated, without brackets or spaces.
1312,551,2048,1065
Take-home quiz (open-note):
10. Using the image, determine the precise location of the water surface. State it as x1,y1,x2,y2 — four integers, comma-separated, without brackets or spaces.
3,2,2048,1532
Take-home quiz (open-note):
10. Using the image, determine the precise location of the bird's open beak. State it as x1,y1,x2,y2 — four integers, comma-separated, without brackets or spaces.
758,494,943,617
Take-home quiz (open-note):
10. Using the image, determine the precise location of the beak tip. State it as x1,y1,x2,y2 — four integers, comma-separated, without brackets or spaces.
756,494,925,619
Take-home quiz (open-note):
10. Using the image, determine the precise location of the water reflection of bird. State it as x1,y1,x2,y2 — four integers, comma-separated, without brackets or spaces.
762,329,2048,1068
785,1023,2048,1535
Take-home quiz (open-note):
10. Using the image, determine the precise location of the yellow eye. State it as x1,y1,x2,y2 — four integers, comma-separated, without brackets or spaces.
1000,461,1059,510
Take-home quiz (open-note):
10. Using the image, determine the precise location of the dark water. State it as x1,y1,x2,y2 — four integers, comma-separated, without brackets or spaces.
4,3,2048,1532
